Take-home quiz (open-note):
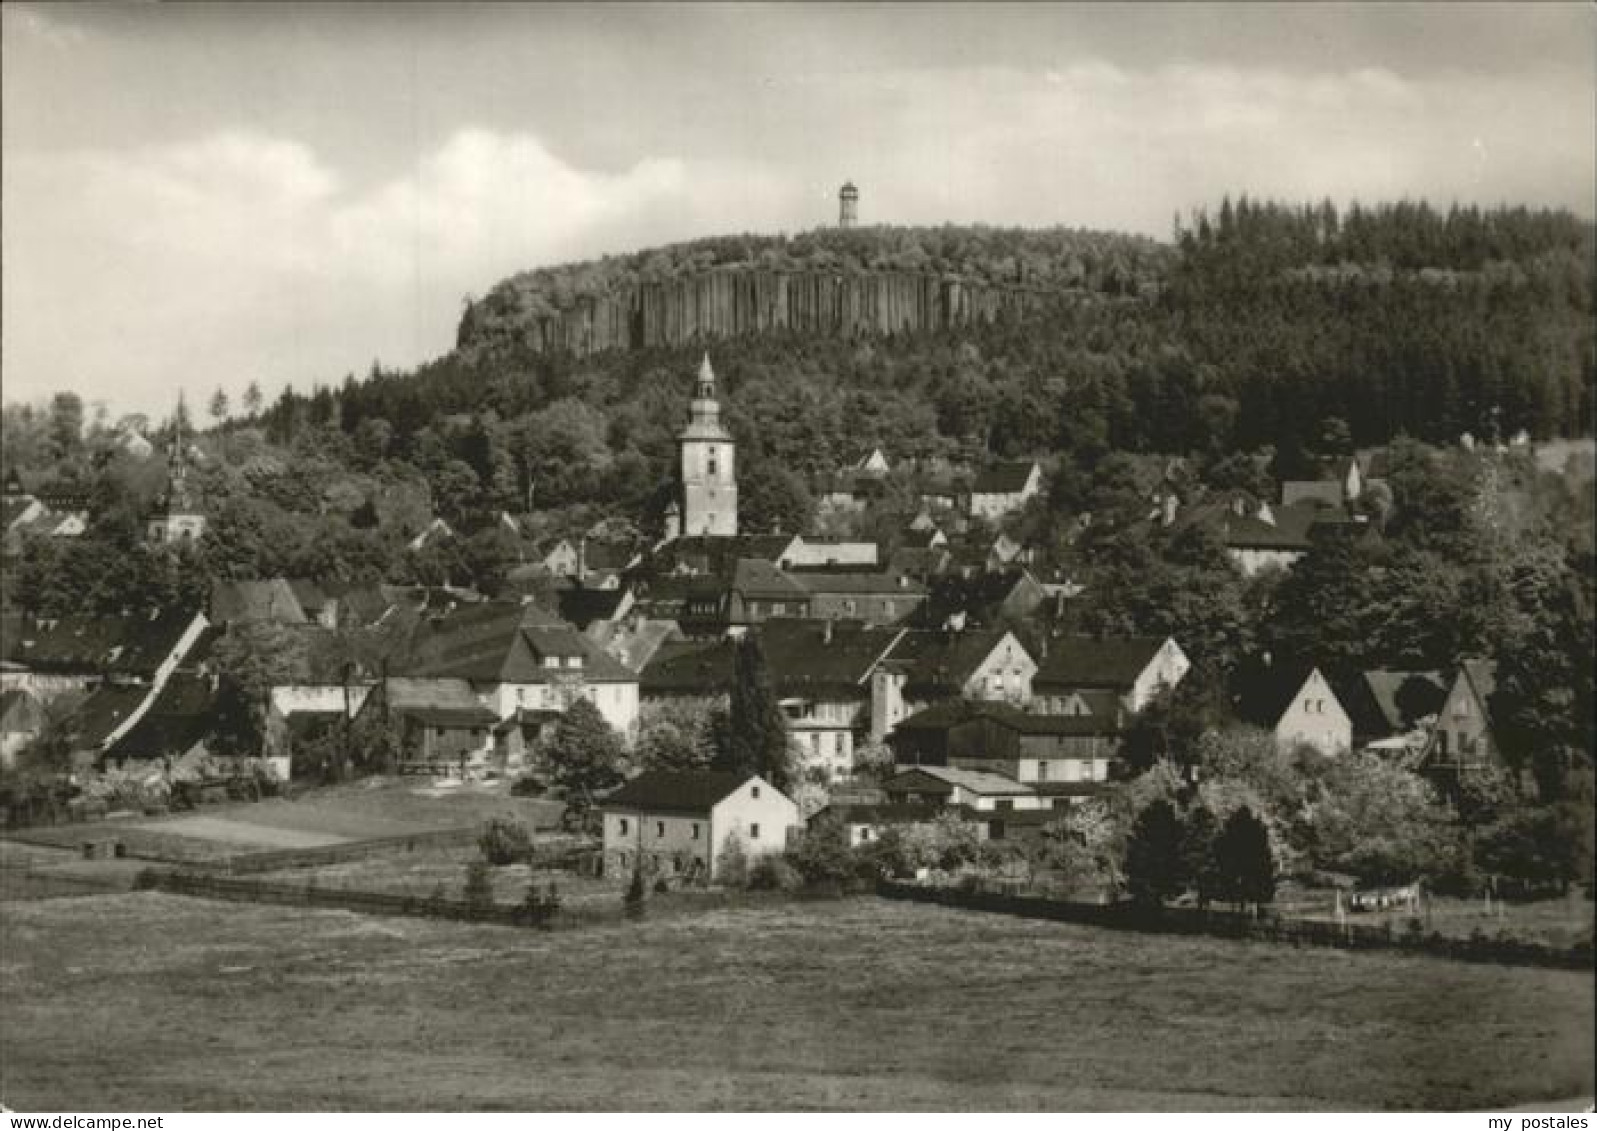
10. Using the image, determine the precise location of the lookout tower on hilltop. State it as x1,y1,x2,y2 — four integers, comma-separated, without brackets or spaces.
839,181,859,228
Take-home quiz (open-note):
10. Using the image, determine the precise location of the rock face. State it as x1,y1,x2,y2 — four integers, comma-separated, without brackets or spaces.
457,268,1074,357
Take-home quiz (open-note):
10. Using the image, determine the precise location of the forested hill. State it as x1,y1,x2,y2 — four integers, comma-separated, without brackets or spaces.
455,225,1172,357
256,201,1593,527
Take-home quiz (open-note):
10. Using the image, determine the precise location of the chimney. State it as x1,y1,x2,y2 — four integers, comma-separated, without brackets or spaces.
577,537,587,580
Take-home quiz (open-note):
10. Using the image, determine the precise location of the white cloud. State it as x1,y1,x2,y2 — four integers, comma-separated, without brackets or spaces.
1,128,794,416
1,57,1590,419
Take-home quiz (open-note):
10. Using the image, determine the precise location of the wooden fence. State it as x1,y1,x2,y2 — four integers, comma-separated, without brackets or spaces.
201,828,481,874
139,868,839,928
876,881,1594,971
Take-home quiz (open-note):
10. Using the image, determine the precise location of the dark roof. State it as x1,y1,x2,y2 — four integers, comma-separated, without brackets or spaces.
1281,479,1346,508
892,698,1121,738
918,568,1044,627
883,765,1032,796
812,803,942,825
760,620,903,696
656,535,793,576
1234,662,1324,729
1338,669,1446,738
883,627,1023,698
642,621,901,698
106,673,218,760
1034,635,1167,693
604,769,755,814
972,461,1039,495
640,639,737,695
10,609,202,678
287,579,332,613
69,685,151,749
408,601,636,684
376,677,499,727
210,580,308,625
790,570,925,596
731,558,810,600
556,586,631,629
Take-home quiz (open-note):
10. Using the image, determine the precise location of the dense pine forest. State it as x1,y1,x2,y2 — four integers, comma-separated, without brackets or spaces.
321,199,1594,491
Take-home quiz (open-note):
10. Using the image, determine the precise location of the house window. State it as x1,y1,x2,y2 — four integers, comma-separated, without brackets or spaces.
544,656,559,669
1036,761,1049,782
860,827,872,842
996,799,1013,812
751,786,761,799
656,821,665,838
691,823,700,840
749,823,760,840
1457,697,1470,717
844,599,857,615
619,818,629,836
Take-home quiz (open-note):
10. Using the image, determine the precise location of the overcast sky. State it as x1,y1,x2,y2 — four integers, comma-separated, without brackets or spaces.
3,2,1593,421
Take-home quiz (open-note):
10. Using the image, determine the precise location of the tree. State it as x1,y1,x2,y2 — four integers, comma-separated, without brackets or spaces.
740,461,815,535
1179,804,1222,909
633,699,718,773
209,388,231,424
720,635,792,790
716,829,750,887
1213,806,1275,912
48,392,84,459
242,381,264,419
786,813,857,885
210,621,311,757
1123,799,1185,906
544,698,627,808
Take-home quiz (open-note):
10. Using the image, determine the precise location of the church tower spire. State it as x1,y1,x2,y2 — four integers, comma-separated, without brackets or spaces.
675,354,737,538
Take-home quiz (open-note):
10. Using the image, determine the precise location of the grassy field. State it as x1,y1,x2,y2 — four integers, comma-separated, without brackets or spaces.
1,893,1590,1111
254,843,615,905
3,778,565,864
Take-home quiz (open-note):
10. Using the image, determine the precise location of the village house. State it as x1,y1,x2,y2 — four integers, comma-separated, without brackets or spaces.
1420,659,1500,780
1237,664,1353,756
2,608,210,704
1336,669,1447,753
868,626,1038,741
1032,635,1190,717
641,620,904,781
817,449,893,511
406,517,456,554
886,699,1120,798
356,676,500,776
790,568,925,626
968,460,1043,520
287,580,341,629
807,802,942,848
601,770,800,882
777,535,879,570
407,601,641,740
880,765,1045,813
0,688,44,769
919,567,1049,629
209,579,309,626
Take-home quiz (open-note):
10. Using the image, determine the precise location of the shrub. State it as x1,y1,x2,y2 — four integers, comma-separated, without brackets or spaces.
479,816,533,866
717,830,749,887
463,860,495,910
624,863,647,919
748,855,803,891
510,775,547,798
522,880,561,928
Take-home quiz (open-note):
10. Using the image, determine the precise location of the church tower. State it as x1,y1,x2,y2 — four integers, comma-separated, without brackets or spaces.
146,393,207,545
676,354,737,537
